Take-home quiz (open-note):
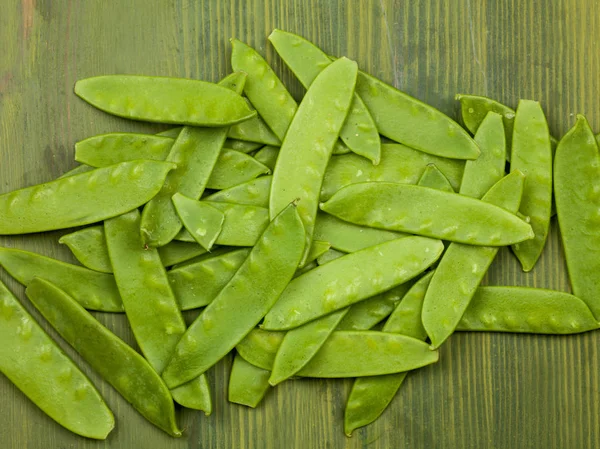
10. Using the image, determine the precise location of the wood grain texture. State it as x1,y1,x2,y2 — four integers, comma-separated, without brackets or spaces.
1,0,599,448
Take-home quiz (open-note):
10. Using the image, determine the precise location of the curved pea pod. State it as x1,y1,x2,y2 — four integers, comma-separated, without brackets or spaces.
206,149,271,190
510,100,553,272
417,164,454,192
303,240,331,266
422,171,526,348
156,127,182,138
157,241,208,267
320,182,534,246
457,287,600,334
172,193,224,251
75,133,174,166
161,204,305,388
313,212,406,253
26,278,181,437
0,247,122,312
355,71,479,160
225,139,263,153
262,236,443,330
230,39,297,141
344,272,432,436
554,115,600,319
228,354,272,408
167,248,250,310
227,103,281,146
170,374,212,415
268,29,381,164
204,176,272,207
270,57,358,264
59,226,112,273
316,248,346,266
0,160,174,235
74,74,255,126
236,328,284,370
0,280,114,439
58,164,94,178
253,146,279,171
320,143,465,201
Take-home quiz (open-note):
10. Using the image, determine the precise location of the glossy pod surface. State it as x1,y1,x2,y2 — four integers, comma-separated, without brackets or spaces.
417,164,455,192
205,149,270,190
228,354,271,408
0,280,114,439
74,75,255,126
0,160,174,235
75,133,173,166
172,193,224,251
204,176,272,208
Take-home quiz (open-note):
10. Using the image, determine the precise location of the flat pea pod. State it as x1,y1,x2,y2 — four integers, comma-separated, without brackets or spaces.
204,176,272,208
0,280,114,439
156,127,182,138
270,57,358,264
161,204,305,388
172,193,224,251
332,140,352,155
157,241,208,267
268,29,381,164
170,374,212,415
236,328,284,370
262,236,443,330
417,164,454,192
74,74,254,126
225,139,264,153
170,246,235,270
320,182,534,246
457,287,600,334
230,39,297,141
253,146,279,171
140,73,246,247
0,160,174,235
168,248,250,310
205,149,270,190
105,209,187,373
0,247,122,312
227,102,281,146
316,248,346,266
422,171,525,348
75,133,174,166
313,212,406,253
344,272,432,436
228,354,271,408
304,240,331,266
58,164,94,178
355,70,479,160
510,100,553,272
554,115,600,319
320,143,465,201
26,278,181,437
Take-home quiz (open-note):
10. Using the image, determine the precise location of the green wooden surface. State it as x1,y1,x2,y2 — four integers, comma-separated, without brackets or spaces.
0,1,599,448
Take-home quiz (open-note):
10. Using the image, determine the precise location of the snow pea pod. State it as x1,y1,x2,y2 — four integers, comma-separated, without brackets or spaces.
205,149,270,190
204,176,272,208
0,247,122,312
170,374,212,415
510,100,552,272
236,328,284,370
268,29,381,164
156,127,182,138
26,278,181,437
228,354,272,408
162,204,305,388
157,241,208,267
316,248,346,266
304,240,331,266
75,133,173,166
417,164,454,192
58,164,94,178
227,102,281,146
320,143,465,201
270,57,358,264
0,160,174,235
172,193,224,251
225,139,263,153
554,115,600,319
74,74,254,126
0,280,114,439
253,146,279,171
262,236,443,330
320,182,534,246
422,171,525,348
355,71,479,160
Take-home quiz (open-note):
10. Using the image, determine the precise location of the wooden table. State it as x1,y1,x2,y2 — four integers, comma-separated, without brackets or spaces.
1,1,598,448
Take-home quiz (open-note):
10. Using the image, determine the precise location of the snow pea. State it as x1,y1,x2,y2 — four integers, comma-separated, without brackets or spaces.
26,278,181,437
0,280,114,439
253,146,279,171
417,164,455,192
236,328,284,370
227,101,281,146
74,74,254,126
161,204,305,388
58,164,94,178
170,374,212,415
172,193,224,251
205,149,270,190
156,127,182,138
316,248,346,266
204,176,272,208
0,160,174,235
75,133,173,166
228,354,271,408
320,182,534,246
157,241,208,267
225,139,263,153
304,240,331,266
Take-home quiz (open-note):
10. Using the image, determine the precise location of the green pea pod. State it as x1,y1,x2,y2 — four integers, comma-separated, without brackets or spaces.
422,171,526,348
236,328,284,370
172,193,224,251
316,248,346,266
157,241,208,267
0,247,122,312
75,133,173,166
270,57,358,264
170,374,212,415
26,278,181,437
156,127,182,138
510,100,553,272
262,236,443,330
205,149,270,190
227,101,281,146
268,29,381,164
332,140,352,155
457,287,600,334
554,115,600,319
355,71,479,160
320,182,534,246
0,280,114,439
204,176,272,208
58,164,94,178
74,75,255,126
0,160,174,235
253,146,279,171
303,240,331,266
228,354,271,408
417,164,455,192
140,73,246,247
225,139,264,153
320,143,465,201
162,204,305,388
230,39,298,141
